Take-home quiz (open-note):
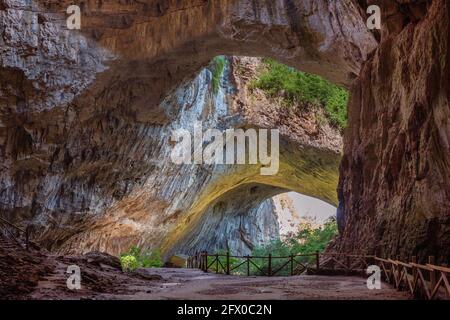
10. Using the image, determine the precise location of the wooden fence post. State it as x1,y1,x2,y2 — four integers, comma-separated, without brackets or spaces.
290,254,294,276
268,254,272,277
316,251,320,272
411,256,417,283
247,256,250,276
204,251,208,272
429,256,436,292
216,254,219,274
226,251,230,275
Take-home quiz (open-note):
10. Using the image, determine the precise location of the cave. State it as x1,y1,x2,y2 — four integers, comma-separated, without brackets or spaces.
1,0,449,300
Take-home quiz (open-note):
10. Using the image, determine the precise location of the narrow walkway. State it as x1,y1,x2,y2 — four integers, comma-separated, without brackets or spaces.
120,268,410,300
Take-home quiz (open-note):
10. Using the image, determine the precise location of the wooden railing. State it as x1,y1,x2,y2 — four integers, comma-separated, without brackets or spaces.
305,253,450,299
374,256,450,300
187,251,320,277
187,251,450,300
0,216,39,250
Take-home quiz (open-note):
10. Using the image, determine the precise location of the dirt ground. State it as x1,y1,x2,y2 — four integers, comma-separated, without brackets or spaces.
30,267,409,300
113,268,410,300
1,235,409,300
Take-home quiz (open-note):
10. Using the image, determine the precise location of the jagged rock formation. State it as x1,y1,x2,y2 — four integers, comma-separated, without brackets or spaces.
0,233,164,299
1,0,353,258
335,0,450,262
50,56,342,257
180,184,282,256
2,0,448,264
162,57,343,257
0,0,364,257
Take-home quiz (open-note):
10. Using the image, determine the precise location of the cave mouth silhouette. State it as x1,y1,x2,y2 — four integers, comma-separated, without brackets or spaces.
3,0,372,258
272,191,337,237
164,181,339,258
159,56,343,260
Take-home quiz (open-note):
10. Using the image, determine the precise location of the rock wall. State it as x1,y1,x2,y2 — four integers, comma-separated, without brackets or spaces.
9,0,448,261
0,23,343,257
0,0,365,257
336,0,450,262
179,184,282,256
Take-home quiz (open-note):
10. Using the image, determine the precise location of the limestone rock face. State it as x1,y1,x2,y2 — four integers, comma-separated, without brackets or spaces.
9,0,449,262
335,0,450,261
1,0,353,258
51,56,342,257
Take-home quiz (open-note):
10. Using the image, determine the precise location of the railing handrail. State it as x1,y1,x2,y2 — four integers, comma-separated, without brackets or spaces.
0,216,26,233
187,250,320,277
187,250,450,300
196,252,317,260
0,216,39,250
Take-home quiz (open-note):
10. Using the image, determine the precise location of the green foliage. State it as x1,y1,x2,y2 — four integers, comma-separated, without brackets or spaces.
250,217,339,275
251,59,349,130
206,250,243,274
324,87,348,129
286,217,339,256
205,218,338,277
210,56,227,94
120,246,163,271
120,255,138,272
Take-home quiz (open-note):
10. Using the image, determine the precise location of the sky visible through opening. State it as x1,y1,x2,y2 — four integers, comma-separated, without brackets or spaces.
272,192,337,237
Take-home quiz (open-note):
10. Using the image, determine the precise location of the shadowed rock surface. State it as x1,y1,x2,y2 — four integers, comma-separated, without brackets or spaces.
335,0,450,262
1,0,449,266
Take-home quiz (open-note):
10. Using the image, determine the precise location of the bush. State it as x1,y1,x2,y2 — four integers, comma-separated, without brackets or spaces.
251,59,349,130
120,255,138,272
120,246,163,271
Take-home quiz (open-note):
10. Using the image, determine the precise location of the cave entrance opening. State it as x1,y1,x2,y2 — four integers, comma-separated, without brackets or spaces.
213,190,338,258
173,180,338,259
272,192,337,241
159,56,344,265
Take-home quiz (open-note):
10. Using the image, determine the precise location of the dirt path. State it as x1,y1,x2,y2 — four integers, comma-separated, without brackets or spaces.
1,236,409,300
95,268,410,300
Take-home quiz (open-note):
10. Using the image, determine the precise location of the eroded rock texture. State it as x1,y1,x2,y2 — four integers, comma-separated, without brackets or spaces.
336,0,450,262
1,0,354,257
51,56,342,257
6,0,448,263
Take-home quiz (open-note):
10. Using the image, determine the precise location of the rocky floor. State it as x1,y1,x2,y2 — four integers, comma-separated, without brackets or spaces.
129,269,410,300
0,234,163,300
1,235,409,300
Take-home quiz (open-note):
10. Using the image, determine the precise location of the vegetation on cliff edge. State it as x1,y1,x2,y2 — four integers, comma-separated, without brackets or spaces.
251,59,348,130
210,56,227,94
